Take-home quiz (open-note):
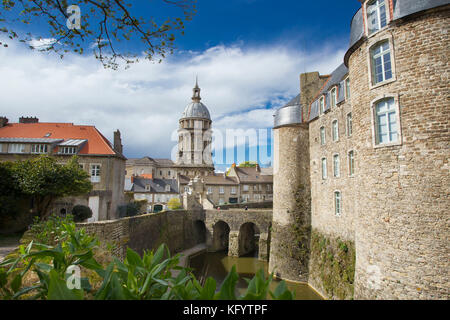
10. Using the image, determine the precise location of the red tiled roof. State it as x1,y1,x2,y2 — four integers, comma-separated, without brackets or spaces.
0,122,116,155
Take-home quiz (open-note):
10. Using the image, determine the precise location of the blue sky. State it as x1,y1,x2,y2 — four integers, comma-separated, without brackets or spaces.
0,0,362,172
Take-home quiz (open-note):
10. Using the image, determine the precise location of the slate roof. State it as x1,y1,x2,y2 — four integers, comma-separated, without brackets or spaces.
235,167,273,183
128,177,179,193
181,102,211,120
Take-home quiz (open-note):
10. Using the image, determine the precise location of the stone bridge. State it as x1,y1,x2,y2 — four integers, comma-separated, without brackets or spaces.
188,208,273,261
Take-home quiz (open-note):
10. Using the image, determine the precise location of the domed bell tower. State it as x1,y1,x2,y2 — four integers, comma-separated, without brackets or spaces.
176,79,215,178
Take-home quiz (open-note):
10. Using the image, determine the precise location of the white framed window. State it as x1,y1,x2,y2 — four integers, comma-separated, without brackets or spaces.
321,158,327,180
367,0,388,35
231,187,236,194
331,88,337,107
8,144,26,153
333,154,340,178
254,194,260,200
373,97,399,145
219,198,225,205
165,185,171,192
145,185,151,191
243,185,249,192
345,77,350,100
320,126,326,145
219,187,224,194
31,144,48,154
334,191,342,216
266,184,271,191
59,146,77,155
319,96,325,115
348,150,355,176
90,164,101,183
79,163,85,170
332,120,339,142
253,185,258,191
184,186,189,193
347,113,353,137
371,41,392,85
207,187,213,194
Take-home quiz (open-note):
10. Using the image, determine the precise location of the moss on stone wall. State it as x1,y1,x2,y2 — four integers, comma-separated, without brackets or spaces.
310,230,355,300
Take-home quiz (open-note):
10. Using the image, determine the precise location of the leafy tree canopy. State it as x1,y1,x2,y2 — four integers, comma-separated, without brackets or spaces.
237,161,258,168
167,197,181,210
0,0,196,69
10,155,92,220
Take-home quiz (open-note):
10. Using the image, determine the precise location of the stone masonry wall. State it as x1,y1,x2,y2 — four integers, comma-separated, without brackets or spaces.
77,210,199,261
348,8,449,299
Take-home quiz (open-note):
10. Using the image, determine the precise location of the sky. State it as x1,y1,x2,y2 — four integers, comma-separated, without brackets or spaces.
0,0,361,171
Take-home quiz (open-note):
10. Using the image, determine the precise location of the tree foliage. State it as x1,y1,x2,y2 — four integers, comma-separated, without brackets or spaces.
0,0,196,69
167,197,181,210
71,205,93,222
238,161,258,168
7,155,92,220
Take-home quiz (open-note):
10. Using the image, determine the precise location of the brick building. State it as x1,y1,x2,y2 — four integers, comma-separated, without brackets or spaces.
0,117,126,221
270,0,449,299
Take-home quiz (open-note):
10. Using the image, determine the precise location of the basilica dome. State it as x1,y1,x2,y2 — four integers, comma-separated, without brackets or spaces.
181,101,211,120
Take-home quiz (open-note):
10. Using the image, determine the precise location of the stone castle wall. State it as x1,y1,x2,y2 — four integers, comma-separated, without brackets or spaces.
348,8,449,299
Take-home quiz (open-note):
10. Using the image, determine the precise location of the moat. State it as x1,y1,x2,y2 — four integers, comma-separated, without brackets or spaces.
188,250,323,300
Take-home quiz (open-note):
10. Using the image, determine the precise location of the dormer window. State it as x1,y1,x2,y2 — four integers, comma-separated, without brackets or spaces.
59,146,77,154
165,185,171,192
367,0,387,35
31,144,48,154
145,185,151,191
319,96,325,115
331,88,337,107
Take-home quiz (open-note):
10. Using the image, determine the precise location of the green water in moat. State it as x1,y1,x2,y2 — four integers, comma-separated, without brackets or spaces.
188,251,323,300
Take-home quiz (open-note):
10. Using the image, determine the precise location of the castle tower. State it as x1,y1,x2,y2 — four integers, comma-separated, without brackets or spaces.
175,79,215,178
269,93,311,282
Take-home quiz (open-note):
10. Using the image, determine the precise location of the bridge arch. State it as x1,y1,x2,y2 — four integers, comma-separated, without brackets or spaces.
238,222,260,257
211,220,230,252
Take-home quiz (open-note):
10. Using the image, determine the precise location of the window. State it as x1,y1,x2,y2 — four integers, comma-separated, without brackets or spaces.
320,127,326,145
367,0,387,35
332,120,339,141
348,151,355,176
371,41,392,84
219,187,224,194
334,191,342,216
184,186,189,193
219,198,225,205
345,78,350,99
347,113,353,137
79,164,85,170
165,185,171,192
31,144,48,154
254,194,260,200
90,164,101,183
267,184,271,191
231,187,236,194
8,144,26,153
319,96,325,115
243,185,249,192
374,97,398,144
160,170,163,176
333,154,340,177
258,184,262,191
59,146,76,155
168,170,171,176
253,185,258,191
321,158,327,180
331,88,337,107
207,187,213,194
145,185,151,191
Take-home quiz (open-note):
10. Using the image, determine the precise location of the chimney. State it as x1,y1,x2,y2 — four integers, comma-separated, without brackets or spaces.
114,129,123,154
19,116,39,124
0,117,8,128
255,163,261,172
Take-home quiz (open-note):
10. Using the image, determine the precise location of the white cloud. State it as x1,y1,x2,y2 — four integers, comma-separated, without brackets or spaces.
0,39,345,160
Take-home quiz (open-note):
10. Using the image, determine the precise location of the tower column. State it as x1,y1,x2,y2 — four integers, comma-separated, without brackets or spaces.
269,123,311,282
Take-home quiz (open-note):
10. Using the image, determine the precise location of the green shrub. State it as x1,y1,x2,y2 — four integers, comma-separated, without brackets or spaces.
167,198,181,210
71,205,93,222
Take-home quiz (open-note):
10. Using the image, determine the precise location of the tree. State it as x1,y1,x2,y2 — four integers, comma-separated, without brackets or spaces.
238,161,258,168
11,155,92,220
71,204,93,222
167,197,181,210
0,0,196,69
0,162,22,218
